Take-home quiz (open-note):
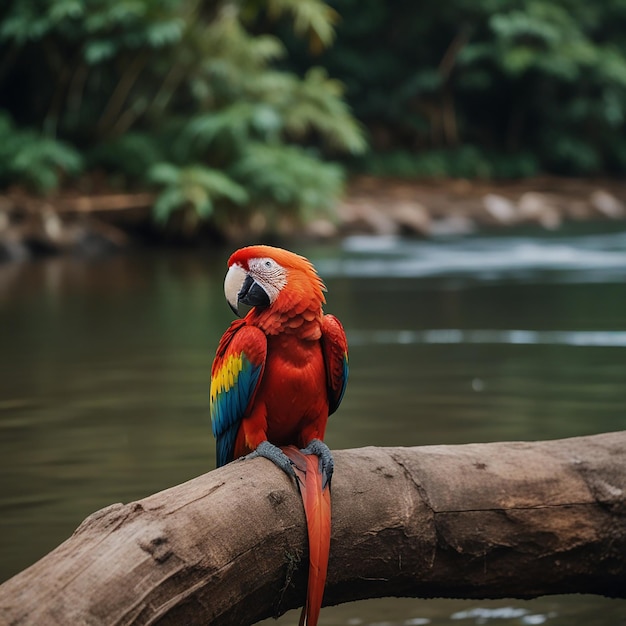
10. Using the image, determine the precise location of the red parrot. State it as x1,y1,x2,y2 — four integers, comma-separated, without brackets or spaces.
210,245,348,626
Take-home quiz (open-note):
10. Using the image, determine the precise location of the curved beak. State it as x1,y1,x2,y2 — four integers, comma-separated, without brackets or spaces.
224,264,270,316
224,264,246,315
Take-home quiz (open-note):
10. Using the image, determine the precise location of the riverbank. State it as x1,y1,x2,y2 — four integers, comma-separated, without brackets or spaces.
334,176,626,238
1,176,625,262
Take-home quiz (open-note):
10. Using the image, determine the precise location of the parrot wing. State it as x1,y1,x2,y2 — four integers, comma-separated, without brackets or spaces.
210,319,267,466
320,314,349,416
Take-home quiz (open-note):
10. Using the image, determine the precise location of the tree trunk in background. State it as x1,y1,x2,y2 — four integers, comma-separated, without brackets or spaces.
0,432,625,625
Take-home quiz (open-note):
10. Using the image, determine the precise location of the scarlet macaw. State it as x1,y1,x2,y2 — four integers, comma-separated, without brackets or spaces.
210,245,348,625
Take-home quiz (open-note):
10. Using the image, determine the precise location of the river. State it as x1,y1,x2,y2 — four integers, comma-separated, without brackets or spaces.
1,226,625,624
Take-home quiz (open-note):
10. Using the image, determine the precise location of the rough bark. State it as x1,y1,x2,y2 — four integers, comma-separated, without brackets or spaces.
1,432,625,626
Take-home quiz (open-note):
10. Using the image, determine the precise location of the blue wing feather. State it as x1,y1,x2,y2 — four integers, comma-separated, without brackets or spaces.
210,320,266,466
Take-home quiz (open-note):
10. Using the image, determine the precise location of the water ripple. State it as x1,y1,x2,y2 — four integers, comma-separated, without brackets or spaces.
348,329,626,347
317,231,626,283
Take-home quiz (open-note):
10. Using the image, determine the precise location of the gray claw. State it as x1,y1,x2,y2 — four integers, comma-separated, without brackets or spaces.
301,438,334,489
246,441,296,478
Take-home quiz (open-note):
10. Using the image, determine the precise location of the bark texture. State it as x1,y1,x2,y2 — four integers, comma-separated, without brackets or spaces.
1,432,625,626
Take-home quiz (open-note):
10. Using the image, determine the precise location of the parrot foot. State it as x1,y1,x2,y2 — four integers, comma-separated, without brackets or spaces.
245,441,296,478
301,438,334,489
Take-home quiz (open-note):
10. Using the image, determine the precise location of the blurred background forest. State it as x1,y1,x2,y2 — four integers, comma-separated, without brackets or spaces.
2,0,626,242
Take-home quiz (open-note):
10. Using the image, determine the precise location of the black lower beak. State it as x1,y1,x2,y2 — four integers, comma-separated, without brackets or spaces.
238,275,270,309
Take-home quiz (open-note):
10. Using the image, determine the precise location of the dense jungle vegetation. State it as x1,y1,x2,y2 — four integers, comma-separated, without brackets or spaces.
2,0,626,230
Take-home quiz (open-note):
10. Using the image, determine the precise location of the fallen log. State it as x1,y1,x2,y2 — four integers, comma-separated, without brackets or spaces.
56,193,156,214
0,432,624,625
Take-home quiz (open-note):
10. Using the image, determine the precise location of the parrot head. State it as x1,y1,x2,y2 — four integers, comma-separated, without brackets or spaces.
224,245,326,317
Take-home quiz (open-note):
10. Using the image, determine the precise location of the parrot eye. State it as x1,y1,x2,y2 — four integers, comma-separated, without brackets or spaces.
252,256,284,277
258,258,280,273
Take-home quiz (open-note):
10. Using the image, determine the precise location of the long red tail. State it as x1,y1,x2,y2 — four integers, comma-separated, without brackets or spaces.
282,446,331,626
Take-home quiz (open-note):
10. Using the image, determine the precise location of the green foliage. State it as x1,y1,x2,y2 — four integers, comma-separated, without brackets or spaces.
0,112,82,191
0,0,364,232
278,68,366,154
4,0,626,216
266,0,339,53
282,0,626,178
88,133,163,182
359,147,539,180
149,163,248,228
232,143,343,215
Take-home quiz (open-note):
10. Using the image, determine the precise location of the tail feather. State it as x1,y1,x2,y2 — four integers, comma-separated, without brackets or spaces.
282,446,331,626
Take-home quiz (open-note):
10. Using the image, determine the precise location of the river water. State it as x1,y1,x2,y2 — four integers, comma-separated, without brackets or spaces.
1,226,625,624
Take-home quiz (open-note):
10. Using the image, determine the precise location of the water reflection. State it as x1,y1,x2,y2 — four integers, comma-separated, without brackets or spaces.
1,233,625,623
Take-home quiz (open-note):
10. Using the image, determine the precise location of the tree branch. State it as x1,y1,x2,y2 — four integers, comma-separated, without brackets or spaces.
1,432,625,625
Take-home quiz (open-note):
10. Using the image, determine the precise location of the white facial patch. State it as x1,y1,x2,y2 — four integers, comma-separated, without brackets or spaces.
248,257,287,304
